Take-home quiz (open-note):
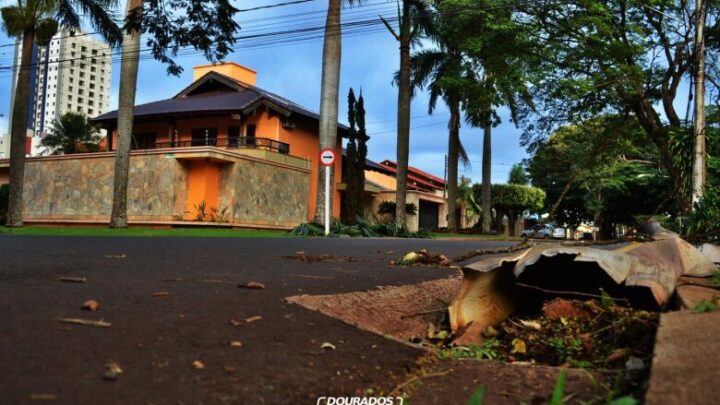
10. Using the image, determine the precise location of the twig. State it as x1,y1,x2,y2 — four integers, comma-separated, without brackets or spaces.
389,370,453,396
515,282,629,302
57,317,111,328
400,307,448,319
59,277,86,283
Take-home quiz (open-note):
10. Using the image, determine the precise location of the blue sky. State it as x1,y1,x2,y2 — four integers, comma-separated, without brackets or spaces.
0,0,532,183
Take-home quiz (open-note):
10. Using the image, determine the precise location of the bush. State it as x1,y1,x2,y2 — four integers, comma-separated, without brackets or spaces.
686,188,720,238
288,216,430,238
377,201,418,216
0,184,8,225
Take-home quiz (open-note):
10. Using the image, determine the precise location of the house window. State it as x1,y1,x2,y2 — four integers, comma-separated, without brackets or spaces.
190,128,218,146
131,133,157,150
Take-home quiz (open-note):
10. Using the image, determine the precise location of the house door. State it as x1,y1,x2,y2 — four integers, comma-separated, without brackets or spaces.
228,126,240,147
245,124,256,146
191,128,217,146
419,200,440,231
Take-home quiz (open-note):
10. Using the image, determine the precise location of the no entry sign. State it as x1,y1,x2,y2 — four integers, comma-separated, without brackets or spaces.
320,148,336,166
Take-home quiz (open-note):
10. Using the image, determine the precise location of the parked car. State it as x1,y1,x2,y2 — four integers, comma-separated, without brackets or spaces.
520,224,566,239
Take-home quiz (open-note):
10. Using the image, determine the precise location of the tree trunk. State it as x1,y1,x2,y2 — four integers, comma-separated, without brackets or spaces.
446,101,460,232
109,0,143,228
6,30,35,227
394,0,411,227
692,0,706,205
481,123,492,233
313,0,342,225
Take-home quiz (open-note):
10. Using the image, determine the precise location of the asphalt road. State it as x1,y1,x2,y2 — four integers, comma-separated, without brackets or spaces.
0,236,512,404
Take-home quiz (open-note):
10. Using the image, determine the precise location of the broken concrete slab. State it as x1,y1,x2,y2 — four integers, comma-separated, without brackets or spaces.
286,276,461,342
450,223,717,334
645,310,720,405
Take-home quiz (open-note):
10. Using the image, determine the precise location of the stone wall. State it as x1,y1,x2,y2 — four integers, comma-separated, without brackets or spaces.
23,153,188,221
20,149,309,228
219,158,309,227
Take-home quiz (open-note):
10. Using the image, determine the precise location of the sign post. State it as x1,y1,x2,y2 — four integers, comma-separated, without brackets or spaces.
319,148,336,236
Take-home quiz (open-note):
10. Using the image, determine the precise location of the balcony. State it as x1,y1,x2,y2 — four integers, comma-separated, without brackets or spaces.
153,136,290,155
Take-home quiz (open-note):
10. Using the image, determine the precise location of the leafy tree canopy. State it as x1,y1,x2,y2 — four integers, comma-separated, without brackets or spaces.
526,115,671,232
126,0,239,75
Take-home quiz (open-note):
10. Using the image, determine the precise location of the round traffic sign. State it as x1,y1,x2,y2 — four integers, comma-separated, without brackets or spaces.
319,148,336,166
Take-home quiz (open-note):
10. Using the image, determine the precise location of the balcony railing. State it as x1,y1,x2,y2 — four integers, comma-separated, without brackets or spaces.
154,137,290,155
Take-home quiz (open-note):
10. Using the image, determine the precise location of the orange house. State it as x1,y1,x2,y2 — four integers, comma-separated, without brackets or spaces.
93,62,344,221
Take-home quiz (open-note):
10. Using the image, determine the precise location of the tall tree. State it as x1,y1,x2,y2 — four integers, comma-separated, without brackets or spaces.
409,40,474,232
342,88,369,224
428,0,534,233
1,0,122,226
382,0,433,227
527,116,670,238
313,0,343,224
109,0,239,228
41,112,102,155
520,0,714,212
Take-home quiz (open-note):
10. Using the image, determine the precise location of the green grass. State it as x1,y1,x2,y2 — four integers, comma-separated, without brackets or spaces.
431,232,522,241
0,226,289,238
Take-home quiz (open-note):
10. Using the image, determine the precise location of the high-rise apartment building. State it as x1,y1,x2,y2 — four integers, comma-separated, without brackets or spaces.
7,30,112,156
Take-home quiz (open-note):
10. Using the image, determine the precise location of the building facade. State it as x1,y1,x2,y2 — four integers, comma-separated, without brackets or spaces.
7,30,112,156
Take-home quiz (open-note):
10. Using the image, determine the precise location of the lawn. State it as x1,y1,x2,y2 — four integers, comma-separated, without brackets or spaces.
0,226,289,238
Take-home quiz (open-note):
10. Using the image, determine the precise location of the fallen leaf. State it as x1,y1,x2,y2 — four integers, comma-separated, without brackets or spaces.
240,282,265,289
152,292,169,297
543,299,591,320
512,338,527,354
401,252,419,263
229,340,243,347
296,251,305,255
320,342,336,350
229,319,243,326
519,320,542,330
82,300,99,312
607,348,630,362
483,326,499,338
191,360,205,370
103,362,123,381
223,365,236,374
245,315,262,323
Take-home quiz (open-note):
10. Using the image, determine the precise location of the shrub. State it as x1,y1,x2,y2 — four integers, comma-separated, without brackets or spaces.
686,188,720,238
377,201,418,217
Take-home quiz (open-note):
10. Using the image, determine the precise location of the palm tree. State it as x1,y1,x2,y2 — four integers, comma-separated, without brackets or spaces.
431,0,533,234
313,0,343,224
382,0,434,227
109,0,142,228
41,112,102,155
1,0,122,226
410,45,476,232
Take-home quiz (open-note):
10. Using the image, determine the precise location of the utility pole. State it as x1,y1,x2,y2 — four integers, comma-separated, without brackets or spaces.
692,0,706,205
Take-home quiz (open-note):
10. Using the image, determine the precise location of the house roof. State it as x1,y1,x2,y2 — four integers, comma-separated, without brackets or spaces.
93,71,348,130
381,160,446,185
341,148,394,175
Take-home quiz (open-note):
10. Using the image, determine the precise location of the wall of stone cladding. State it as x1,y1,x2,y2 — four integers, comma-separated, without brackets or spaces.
219,159,309,227
23,154,187,220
